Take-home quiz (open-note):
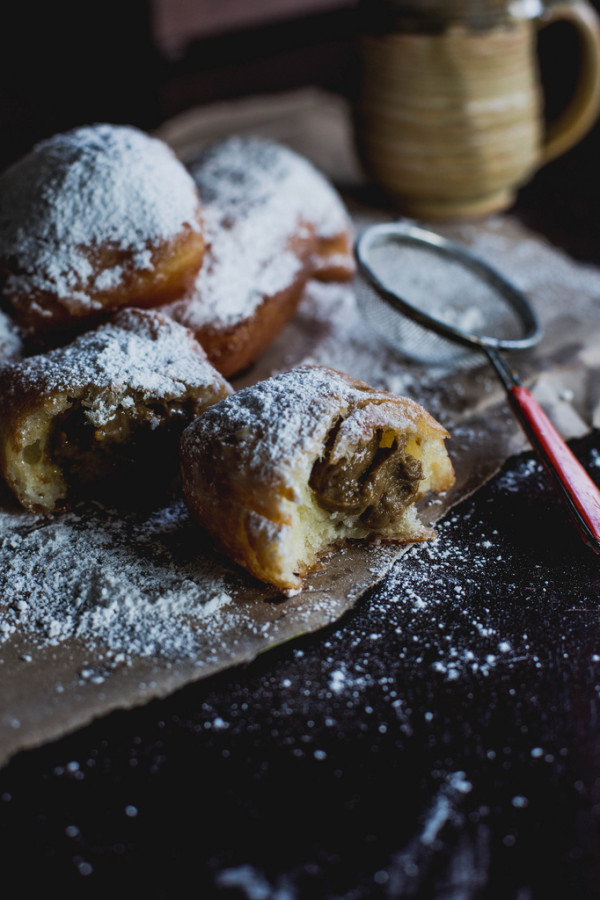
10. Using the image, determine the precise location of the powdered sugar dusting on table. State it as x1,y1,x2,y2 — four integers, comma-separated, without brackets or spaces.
0,497,242,664
0,124,202,305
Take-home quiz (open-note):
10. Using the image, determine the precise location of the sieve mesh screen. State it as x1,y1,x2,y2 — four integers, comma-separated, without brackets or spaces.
355,224,540,367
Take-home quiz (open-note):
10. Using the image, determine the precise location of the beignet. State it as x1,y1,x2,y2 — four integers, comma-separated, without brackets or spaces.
162,137,355,377
180,365,455,590
0,124,205,336
0,308,232,512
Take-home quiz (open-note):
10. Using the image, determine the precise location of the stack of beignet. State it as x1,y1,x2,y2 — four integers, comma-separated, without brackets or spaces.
0,122,455,591
0,125,357,513
180,366,455,589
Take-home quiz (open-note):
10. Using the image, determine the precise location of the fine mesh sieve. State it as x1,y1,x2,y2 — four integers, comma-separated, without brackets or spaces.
355,221,540,366
355,221,600,554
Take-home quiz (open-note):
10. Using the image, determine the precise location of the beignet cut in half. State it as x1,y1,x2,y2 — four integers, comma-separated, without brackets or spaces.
0,308,232,512
180,365,455,590
162,137,355,377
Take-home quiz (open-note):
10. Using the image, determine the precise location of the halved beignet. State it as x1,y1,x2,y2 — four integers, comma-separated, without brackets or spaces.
0,309,232,511
180,365,455,590
162,137,355,377
0,124,205,336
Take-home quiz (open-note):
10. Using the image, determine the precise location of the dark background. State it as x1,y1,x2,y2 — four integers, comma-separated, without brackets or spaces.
1,0,599,259
2,2,600,896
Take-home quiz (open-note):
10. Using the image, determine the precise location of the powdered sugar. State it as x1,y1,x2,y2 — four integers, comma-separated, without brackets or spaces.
290,509,530,704
169,136,350,329
364,240,524,343
0,310,23,365
0,124,202,307
183,365,425,491
0,497,239,663
0,308,230,426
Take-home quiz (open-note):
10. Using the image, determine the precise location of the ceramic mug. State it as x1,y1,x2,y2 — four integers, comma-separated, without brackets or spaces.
354,0,600,219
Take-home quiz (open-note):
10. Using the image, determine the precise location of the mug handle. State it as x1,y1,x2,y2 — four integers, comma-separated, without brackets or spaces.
539,1,600,163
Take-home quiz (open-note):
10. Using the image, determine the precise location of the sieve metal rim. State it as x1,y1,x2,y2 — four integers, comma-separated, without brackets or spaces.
355,222,543,354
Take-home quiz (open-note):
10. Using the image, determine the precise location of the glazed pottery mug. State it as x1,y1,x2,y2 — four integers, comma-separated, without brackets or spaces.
354,0,600,219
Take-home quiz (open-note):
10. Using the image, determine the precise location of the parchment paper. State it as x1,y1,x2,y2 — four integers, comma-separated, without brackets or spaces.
2,89,600,768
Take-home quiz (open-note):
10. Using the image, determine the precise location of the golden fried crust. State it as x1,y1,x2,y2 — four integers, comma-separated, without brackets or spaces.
162,137,355,377
181,365,455,589
1,226,205,337
311,230,356,283
189,274,307,378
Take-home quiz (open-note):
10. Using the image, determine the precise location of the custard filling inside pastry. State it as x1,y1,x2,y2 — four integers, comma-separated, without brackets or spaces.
54,396,193,481
10,393,199,510
309,418,423,528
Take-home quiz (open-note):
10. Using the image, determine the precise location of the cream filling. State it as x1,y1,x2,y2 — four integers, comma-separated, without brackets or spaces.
8,393,192,511
277,429,434,584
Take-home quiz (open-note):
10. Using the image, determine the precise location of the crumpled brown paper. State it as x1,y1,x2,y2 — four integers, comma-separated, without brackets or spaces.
2,90,600,768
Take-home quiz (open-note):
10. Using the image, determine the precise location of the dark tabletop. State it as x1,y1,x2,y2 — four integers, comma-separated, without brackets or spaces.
2,431,600,898
2,5,600,897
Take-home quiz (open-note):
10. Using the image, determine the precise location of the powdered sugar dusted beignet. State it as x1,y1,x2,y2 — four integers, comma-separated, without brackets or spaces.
162,137,355,377
0,125,205,336
181,365,455,590
0,309,232,512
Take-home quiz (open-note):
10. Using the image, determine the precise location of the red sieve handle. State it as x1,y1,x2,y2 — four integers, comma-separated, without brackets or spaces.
508,384,600,552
